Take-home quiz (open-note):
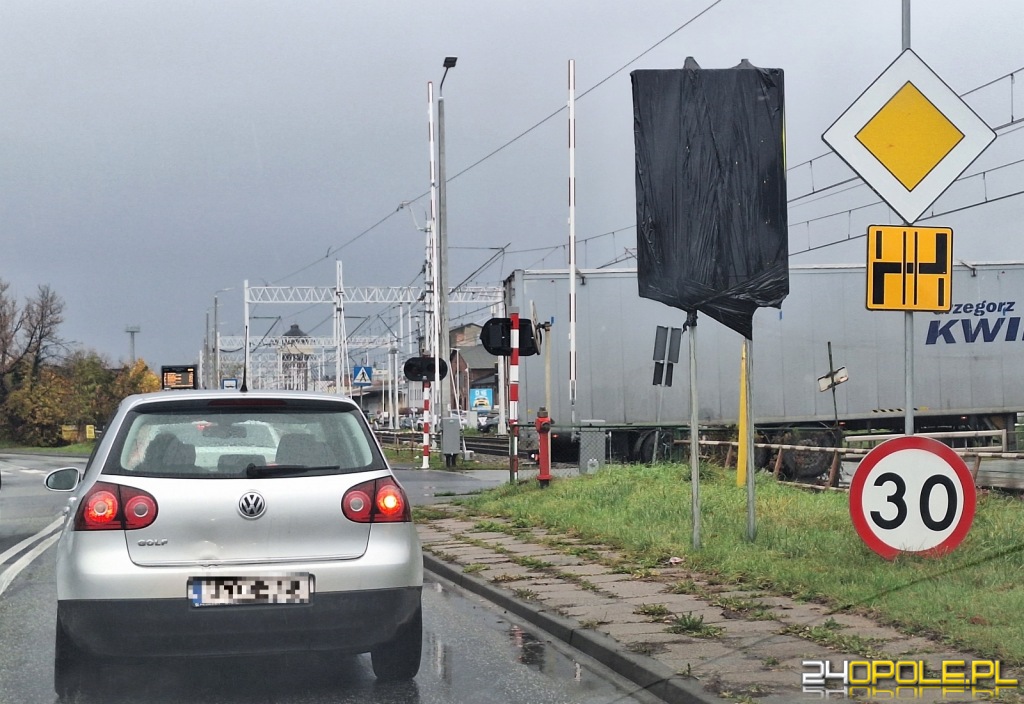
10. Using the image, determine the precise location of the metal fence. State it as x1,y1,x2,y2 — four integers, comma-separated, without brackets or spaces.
578,426,608,474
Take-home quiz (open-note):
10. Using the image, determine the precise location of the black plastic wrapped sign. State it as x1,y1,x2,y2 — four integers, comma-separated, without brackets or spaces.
632,61,789,339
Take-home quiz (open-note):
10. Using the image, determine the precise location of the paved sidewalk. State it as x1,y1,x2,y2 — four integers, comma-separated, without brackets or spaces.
417,502,1022,704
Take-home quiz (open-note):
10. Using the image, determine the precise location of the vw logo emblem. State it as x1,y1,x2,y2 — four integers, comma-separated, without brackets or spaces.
238,492,266,519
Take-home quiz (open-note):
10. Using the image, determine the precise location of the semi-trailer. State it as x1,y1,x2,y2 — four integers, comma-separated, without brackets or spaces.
505,262,1024,476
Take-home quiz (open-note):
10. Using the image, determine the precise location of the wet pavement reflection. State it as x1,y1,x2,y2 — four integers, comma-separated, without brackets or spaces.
55,576,659,704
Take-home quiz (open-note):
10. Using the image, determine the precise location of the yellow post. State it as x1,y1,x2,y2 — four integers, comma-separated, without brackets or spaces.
737,344,748,487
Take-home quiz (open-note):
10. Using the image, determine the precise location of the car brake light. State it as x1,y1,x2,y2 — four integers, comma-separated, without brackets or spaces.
342,477,410,523
75,482,159,531
376,484,404,519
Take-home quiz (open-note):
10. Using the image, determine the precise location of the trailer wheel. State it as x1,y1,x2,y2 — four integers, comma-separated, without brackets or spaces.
635,430,675,464
754,433,772,469
779,427,838,480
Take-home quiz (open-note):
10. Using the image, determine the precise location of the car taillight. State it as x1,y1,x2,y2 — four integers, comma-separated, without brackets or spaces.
342,477,410,523
122,487,159,529
74,482,159,531
342,489,373,522
375,483,404,520
81,489,119,529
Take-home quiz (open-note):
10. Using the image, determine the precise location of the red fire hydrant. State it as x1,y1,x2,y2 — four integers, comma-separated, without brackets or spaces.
535,407,553,488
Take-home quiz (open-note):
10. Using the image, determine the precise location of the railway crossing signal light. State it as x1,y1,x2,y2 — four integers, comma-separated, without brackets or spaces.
403,357,448,382
480,318,538,357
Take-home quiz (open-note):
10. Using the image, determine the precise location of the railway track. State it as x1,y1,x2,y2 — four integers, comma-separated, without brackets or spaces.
376,430,515,457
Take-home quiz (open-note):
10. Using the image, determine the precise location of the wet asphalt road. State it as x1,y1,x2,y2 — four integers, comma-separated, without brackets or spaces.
0,454,659,704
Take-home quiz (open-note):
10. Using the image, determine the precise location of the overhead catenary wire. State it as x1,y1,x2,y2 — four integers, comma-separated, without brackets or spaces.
256,11,1024,333
263,0,729,288
791,187,1024,257
788,64,1024,202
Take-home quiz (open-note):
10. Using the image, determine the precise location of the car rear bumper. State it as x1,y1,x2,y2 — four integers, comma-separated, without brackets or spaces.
59,586,421,658
55,524,423,600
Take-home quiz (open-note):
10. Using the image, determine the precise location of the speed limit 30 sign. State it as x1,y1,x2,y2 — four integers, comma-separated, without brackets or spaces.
850,436,976,559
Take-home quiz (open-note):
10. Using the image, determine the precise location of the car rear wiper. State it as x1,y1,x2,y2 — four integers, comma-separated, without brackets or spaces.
245,464,339,478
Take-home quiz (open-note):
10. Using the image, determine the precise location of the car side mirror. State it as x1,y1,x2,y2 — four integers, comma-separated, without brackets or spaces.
45,467,81,492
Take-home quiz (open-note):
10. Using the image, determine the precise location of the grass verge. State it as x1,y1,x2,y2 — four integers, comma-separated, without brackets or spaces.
456,462,1024,665
0,441,94,456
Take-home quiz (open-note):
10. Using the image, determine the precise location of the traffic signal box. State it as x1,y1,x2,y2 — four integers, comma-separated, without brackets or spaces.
402,357,448,382
480,318,539,357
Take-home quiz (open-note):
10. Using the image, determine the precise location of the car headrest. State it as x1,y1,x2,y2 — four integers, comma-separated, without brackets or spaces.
275,434,332,467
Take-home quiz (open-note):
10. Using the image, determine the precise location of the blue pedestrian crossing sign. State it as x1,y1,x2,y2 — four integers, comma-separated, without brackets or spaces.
353,366,373,387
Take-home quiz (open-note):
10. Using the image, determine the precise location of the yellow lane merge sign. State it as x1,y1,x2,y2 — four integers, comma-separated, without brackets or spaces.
867,225,953,312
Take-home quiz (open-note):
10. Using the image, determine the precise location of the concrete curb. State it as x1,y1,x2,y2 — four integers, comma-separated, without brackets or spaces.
424,553,718,704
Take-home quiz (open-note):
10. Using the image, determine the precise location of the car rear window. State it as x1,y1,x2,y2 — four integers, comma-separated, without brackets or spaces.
103,400,387,479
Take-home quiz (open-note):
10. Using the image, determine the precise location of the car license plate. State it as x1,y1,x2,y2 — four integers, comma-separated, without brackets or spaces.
188,575,312,607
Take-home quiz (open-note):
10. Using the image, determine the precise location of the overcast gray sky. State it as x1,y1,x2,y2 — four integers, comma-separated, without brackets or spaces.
3,0,1024,371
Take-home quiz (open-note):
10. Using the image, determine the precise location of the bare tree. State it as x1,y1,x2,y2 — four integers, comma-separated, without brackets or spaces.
0,279,67,404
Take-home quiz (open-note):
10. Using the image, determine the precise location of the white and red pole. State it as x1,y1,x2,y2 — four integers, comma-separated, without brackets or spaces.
509,309,520,483
421,381,431,469
568,59,578,427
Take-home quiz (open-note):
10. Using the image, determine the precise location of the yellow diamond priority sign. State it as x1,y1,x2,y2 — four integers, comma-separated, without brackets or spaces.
824,50,995,224
867,225,953,312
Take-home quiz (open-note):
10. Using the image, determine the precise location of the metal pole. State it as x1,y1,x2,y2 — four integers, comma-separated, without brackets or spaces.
334,300,341,395
744,337,756,542
204,310,210,387
568,59,578,428
438,90,452,421
510,308,520,483
398,308,406,414
336,261,349,398
828,341,840,429
213,296,220,387
427,81,440,450
497,313,508,434
243,280,250,382
422,381,431,469
491,298,508,433
544,328,552,412
903,0,915,436
688,311,700,550
392,349,397,427
902,0,911,52
653,381,666,464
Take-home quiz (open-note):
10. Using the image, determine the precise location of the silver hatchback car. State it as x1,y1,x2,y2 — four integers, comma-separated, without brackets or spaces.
45,389,423,699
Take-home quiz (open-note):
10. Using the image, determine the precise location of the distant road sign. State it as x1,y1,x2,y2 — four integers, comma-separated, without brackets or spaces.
823,49,995,224
849,436,976,559
866,225,953,311
817,366,848,392
471,388,493,410
161,365,198,390
352,366,373,387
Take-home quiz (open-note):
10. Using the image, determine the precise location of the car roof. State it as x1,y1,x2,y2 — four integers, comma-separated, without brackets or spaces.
121,389,361,412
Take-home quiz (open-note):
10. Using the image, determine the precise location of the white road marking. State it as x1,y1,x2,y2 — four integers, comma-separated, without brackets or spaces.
0,516,63,566
0,533,61,597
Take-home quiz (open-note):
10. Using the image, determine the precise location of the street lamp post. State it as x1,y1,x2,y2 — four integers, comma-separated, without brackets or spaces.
389,347,399,429
125,325,140,364
213,288,233,389
214,296,221,388
437,56,457,420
